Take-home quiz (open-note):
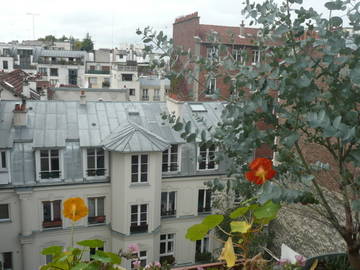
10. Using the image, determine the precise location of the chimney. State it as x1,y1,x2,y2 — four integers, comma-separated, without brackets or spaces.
80,90,86,105
239,21,245,38
166,96,183,119
13,99,27,126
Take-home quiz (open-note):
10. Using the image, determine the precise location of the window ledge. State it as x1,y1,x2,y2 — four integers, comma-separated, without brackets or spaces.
197,168,218,172
162,170,181,175
129,182,150,187
0,219,11,223
85,176,108,181
0,169,8,173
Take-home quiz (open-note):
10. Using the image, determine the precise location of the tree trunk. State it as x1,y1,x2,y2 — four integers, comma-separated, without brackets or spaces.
348,248,360,270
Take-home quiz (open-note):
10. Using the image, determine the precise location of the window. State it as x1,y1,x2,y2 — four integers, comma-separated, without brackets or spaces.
90,65,95,70
42,200,62,228
1,252,12,270
252,50,261,64
161,192,176,217
50,68,58,76
45,254,53,264
88,197,105,224
3,61,8,70
160,234,175,264
102,78,110,88
129,88,135,96
131,251,147,269
122,74,133,81
205,77,216,95
90,246,104,260
130,204,148,233
198,145,217,170
39,150,61,179
0,204,10,221
232,49,245,64
142,89,149,101
86,148,105,177
69,69,78,85
207,47,218,59
162,145,179,172
153,89,160,101
0,151,7,170
131,155,148,183
196,236,210,253
38,67,47,75
198,189,211,213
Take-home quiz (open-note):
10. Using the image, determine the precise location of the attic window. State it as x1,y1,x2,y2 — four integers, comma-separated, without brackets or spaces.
190,103,207,112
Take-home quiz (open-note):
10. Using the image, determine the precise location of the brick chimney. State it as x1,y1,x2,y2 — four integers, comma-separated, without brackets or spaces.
13,99,27,126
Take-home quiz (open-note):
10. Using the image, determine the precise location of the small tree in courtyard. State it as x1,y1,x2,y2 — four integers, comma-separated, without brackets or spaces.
138,0,360,269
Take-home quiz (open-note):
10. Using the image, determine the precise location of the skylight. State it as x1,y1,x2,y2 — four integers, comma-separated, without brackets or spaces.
190,103,207,112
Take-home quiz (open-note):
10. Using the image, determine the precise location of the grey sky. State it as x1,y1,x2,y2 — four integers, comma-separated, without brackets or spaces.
1,0,338,49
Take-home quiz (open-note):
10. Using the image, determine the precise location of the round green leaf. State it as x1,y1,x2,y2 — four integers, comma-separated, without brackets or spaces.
229,206,250,219
202,214,224,229
41,246,63,255
186,224,209,241
253,200,280,220
230,221,252,233
77,239,104,248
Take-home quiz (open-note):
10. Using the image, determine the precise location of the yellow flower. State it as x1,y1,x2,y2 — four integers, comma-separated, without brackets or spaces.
218,237,236,267
63,197,88,222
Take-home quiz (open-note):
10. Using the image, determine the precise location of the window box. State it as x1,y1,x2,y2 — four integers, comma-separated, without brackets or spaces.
40,171,61,179
86,169,106,177
161,209,176,217
159,255,175,265
42,219,62,228
88,215,106,225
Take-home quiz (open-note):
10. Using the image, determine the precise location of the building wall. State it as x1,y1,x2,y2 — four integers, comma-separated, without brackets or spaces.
0,57,14,72
37,64,86,87
0,88,22,101
51,89,128,102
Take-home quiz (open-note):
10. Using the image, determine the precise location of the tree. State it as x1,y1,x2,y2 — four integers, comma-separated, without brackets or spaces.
138,0,360,269
80,33,94,52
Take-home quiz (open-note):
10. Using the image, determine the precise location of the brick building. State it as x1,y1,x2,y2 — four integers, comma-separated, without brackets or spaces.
172,12,261,102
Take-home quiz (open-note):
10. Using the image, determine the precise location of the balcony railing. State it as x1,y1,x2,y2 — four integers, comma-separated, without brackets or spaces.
88,215,106,225
86,70,110,75
40,171,61,179
86,169,106,177
141,96,149,101
38,59,84,65
153,96,161,101
130,224,148,234
116,65,137,72
43,219,62,229
161,209,176,217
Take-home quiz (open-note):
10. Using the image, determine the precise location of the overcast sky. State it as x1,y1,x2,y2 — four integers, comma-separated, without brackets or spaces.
1,0,342,49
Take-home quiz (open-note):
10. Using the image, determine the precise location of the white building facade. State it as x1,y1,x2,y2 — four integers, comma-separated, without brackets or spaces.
0,99,228,270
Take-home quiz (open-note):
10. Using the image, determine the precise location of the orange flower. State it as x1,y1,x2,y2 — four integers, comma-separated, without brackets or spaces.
245,158,276,185
63,197,88,222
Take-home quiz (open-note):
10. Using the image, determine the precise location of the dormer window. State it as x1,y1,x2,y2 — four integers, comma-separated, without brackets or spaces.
162,145,179,172
197,144,218,170
86,148,106,177
38,149,62,180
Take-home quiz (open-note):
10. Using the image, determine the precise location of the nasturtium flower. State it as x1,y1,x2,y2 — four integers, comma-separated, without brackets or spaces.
218,237,236,267
245,158,276,185
63,197,88,222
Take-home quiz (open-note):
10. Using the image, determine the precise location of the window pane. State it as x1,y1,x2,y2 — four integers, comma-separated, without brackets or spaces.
88,199,96,217
205,190,211,209
160,234,166,240
195,240,201,253
88,148,95,156
40,150,49,157
198,190,204,211
139,251,146,257
88,156,95,169
41,157,49,171
43,202,51,221
51,157,59,171
3,252,12,269
53,201,61,220
171,145,178,153
97,197,105,216
131,205,138,214
0,204,9,219
160,242,166,254
131,155,138,164
141,155,148,163
140,173,147,182
1,152,6,168
140,204,147,212
51,150,59,157
169,192,176,211
97,155,104,169
141,164,147,172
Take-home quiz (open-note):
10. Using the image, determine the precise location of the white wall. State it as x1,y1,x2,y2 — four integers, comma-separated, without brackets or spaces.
51,90,128,102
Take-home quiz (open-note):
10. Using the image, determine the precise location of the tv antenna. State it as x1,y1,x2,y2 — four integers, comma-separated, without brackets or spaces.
26,13,40,40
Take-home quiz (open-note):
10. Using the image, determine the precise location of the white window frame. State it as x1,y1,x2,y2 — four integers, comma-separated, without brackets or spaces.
129,88,136,96
196,236,210,253
42,200,62,228
198,189,212,213
36,149,64,182
160,233,175,257
252,50,261,64
142,89,149,100
130,204,148,231
0,150,8,171
0,204,10,222
131,154,148,183
232,48,245,64
162,144,180,173
83,148,108,179
161,191,176,217
207,47,218,59
88,196,105,225
131,250,147,269
197,145,218,171
205,77,216,95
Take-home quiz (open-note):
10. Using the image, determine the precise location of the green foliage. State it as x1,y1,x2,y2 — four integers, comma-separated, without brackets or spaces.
77,239,104,248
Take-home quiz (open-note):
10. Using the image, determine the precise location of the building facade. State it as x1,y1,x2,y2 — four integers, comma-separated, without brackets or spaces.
0,99,228,270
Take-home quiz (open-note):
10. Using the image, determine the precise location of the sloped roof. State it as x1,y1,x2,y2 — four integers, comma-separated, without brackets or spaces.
38,49,87,58
0,69,28,96
102,122,169,152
